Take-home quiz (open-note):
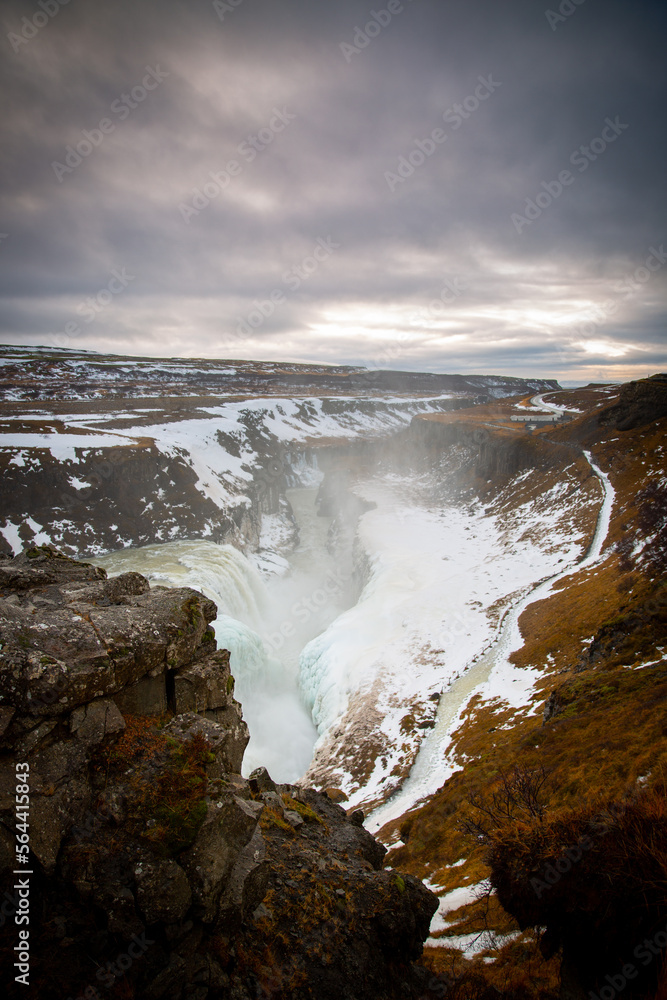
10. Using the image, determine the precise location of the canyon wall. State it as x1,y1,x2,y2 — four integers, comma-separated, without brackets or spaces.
0,546,444,1000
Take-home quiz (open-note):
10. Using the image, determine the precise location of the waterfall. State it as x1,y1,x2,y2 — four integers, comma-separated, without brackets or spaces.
285,448,323,488
96,539,268,627
97,539,318,781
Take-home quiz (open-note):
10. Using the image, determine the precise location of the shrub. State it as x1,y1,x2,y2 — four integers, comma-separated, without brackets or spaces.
482,777,667,997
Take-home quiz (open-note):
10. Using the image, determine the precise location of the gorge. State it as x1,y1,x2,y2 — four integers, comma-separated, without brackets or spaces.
0,348,666,999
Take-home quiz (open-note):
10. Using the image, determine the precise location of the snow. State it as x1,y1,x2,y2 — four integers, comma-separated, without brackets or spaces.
300,452,595,814
0,521,24,555
531,393,582,414
248,549,291,578
477,453,616,707
366,403,615,832
581,452,616,562
9,395,458,514
427,882,486,934
427,930,522,956
25,517,51,547
136,417,255,506
0,432,134,462
0,516,52,553
256,513,296,560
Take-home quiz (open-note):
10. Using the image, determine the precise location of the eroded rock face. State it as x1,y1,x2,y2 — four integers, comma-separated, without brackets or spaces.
0,547,442,1000
598,373,667,430
0,548,248,871
0,550,219,719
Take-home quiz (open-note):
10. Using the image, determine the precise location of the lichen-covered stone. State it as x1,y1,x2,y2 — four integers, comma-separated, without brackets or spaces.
179,796,262,922
162,711,249,777
70,697,126,745
0,549,217,717
135,858,192,925
173,649,235,715
0,549,438,1000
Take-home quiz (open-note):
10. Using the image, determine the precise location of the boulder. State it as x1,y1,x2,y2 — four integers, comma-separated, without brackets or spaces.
135,858,192,925
218,824,269,927
249,766,277,795
179,796,263,922
172,650,234,715
163,711,248,777
0,546,104,591
70,697,126,745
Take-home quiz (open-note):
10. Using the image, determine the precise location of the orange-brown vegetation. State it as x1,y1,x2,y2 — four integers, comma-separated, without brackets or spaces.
96,714,215,854
389,384,667,997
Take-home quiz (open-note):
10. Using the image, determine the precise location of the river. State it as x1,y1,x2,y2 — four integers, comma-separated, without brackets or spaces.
367,397,615,834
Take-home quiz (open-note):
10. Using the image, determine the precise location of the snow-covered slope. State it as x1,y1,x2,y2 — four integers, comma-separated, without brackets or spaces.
298,447,603,813
0,344,559,402
0,344,561,556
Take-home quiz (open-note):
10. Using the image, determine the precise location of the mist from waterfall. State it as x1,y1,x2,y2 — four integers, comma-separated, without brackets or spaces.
96,486,353,782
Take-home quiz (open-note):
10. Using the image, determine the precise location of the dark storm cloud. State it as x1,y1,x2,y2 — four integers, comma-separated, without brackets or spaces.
0,0,665,380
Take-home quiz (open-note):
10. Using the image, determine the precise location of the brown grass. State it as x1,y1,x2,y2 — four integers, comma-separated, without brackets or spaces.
385,400,667,996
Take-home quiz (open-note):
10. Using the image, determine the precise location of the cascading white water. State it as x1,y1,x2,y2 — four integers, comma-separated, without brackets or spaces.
96,537,321,781
96,539,269,625
96,485,354,783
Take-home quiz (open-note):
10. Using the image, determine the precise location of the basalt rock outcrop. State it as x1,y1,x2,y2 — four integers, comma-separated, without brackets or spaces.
0,547,442,1000
408,413,582,484
598,373,667,431
0,441,266,559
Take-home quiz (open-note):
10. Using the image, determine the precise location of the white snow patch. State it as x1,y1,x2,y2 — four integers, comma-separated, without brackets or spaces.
0,522,24,555
428,882,486,934
427,930,522,956
0,433,135,463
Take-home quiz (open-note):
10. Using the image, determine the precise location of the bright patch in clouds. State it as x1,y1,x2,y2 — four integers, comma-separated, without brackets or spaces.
581,340,635,358
0,0,664,383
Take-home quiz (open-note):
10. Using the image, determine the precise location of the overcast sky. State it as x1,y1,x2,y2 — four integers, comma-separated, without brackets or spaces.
1,0,665,382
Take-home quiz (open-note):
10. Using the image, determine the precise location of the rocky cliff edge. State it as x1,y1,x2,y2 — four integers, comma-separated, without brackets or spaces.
0,546,442,1000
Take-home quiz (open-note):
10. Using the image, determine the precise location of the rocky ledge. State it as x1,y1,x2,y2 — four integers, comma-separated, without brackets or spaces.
598,372,667,430
0,547,442,1000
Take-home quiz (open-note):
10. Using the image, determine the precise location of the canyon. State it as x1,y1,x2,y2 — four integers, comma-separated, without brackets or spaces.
0,347,665,999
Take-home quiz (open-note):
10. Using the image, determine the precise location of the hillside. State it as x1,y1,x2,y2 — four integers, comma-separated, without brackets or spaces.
0,345,559,403
372,376,667,998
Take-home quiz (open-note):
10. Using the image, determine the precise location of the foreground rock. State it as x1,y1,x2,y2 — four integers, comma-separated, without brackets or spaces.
0,547,442,999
